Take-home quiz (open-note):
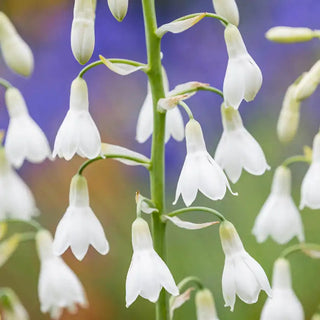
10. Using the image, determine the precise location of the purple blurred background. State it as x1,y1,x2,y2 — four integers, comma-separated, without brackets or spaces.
1,0,320,319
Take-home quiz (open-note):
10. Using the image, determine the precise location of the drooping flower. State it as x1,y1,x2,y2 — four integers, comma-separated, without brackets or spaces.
300,132,320,209
53,77,101,160
212,0,239,26
107,0,129,22
223,24,262,109
71,0,95,64
260,258,304,320
126,218,179,307
219,221,271,311
0,12,33,76
36,230,87,319
53,174,109,261
0,147,39,220
0,288,29,320
4,87,51,168
174,119,233,207
253,166,304,244
215,105,269,183
195,288,220,320
136,71,184,144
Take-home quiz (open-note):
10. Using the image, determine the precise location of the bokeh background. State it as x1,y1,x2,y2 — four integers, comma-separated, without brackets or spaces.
0,0,320,319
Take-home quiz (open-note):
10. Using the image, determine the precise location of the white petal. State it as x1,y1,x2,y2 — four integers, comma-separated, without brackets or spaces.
243,57,263,102
165,108,184,143
300,163,320,209
125,254,141,307
100,56,144,75
165,215,219,230
222,258,236,311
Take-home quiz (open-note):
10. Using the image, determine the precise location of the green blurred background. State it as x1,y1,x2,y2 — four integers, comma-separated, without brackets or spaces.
1,0,320,319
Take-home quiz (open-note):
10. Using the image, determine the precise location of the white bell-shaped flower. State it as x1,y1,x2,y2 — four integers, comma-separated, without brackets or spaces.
195,288,220,320
223,24,262,109
126,217,179,307
107,0,128,22
53,77,101,160
215,105,269,183
174,119,233,207
212,0,239,26
0,12,34,76
0,147,39,220
53,174,109,261
71,0,95,64
4,87,51,168
300,132,320,209
219,221,271,311
0,288,29,320
136,70,184,144
36,230,87,320
253,166,304,244
260,258,304,320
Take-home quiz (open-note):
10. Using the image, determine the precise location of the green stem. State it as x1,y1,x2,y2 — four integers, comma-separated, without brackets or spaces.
179,101,194,119
281,155,311,167
141,0,167,318
78,58,145,78
280,242,320,258
167,206,226,222
177,276,204,292
4,219,42,231
0,78,12,90
199,86,224,98
175,12,228,26
78,154,151,175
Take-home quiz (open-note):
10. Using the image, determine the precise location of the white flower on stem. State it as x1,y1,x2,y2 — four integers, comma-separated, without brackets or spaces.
212,0,239,26
223,24,262,109
219,221,271,311
0,147,39,220
36,230,87,320
53,174,109,261
53,77,101,160
215,105,269,183
0,288,29,320
4,87,51,168
253,166,304,244
300,132,320,209
107,0,129,22
126,217,179,307
174,119,233,207
260,258,304,320
136,70,184,144
71,0,95,64
195,288,220,320
0,12,34,76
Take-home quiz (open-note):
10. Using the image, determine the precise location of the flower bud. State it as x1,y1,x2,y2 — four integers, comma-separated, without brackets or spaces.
266,26,314,43
107,0,129,22
71,0,95,64
0,12,34,76
195,288,219,320
212,0,239,26
277,83,301,143
295,60,320,101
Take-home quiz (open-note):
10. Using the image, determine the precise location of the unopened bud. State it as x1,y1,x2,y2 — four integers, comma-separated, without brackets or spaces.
212,0,239,26
107,0,128,22
0,12,34,76
266,26,314,43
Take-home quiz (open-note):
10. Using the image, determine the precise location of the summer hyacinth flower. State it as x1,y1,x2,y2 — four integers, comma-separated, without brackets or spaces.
252,166,304,244
212,0,239,26
219,221,271,311
195,288,220,320
223,24,262,110
36,230,87,319
71,0,95,64
215,105,269,183
136,71,184,144
107,0,129,22
0,12,33,76
126,217,179,307
174,119,233,207
5,87,51,168
300,131,320,209
0,147,39,220
53,174,109,261
260,258,304,320
53,77,101,160
0,288,29,320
